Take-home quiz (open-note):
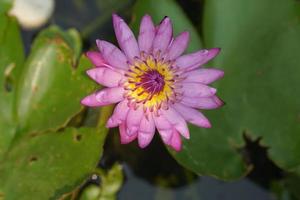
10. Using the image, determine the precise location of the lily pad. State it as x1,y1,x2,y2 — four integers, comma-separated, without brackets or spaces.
0,12,109,200
0,127,107,200
171,0,300,179
15,26,96,134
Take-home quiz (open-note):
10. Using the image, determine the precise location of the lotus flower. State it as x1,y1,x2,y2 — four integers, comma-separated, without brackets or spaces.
81,14,224,151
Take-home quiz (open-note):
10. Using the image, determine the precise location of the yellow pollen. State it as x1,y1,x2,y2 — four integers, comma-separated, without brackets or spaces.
124,56,176,112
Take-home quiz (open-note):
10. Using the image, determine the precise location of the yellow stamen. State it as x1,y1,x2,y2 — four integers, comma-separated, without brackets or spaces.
124,55,176,112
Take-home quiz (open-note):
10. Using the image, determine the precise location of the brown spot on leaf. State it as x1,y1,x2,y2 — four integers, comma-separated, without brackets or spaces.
256,69,263,76
297,113,300,123
29,132,38,137
32,85,38,93
57,51,65,62
53,36,65,45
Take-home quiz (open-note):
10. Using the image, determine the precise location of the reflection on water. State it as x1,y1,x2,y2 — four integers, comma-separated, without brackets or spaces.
120,164,274,200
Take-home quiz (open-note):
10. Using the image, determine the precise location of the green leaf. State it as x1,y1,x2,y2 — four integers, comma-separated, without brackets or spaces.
172,0,300,179
132,0,202,52
0,14,109,200
0,13,24,157
15,26,95,134
0,0,12,14
170,122,248,180
0,126,107,200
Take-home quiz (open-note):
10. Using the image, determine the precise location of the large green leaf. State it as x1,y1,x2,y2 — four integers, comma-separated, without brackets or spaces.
172,0,300,179
0,12,24,157
132,0,202,52
0,126,107,200
0,9,109,199
15,26,95,134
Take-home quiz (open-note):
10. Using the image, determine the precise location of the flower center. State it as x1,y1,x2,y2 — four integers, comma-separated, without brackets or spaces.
124,54,179,113
139,70,165,95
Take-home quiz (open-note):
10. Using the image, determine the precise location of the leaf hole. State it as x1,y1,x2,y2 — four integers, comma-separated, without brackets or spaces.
28,156,38,164
74,134,82,142
3,63,16,92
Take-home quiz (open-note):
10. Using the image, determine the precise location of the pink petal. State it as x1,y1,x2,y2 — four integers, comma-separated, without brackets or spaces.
181,83,216,98
86,67,125,87
138,115,155,148
113,14,139,62
138,14,155,54
86,51,106,67
175,48,220,70
181,95,224,110
161,107,190,139
153,113,173,144
119,123,137,144
173,103,211,128
166,31,189,60
96,40,128,70
81,87,124,107
183,68,224,84
169,129,182,152
152,17,173,54
126,107,144,136
106,100,129,128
